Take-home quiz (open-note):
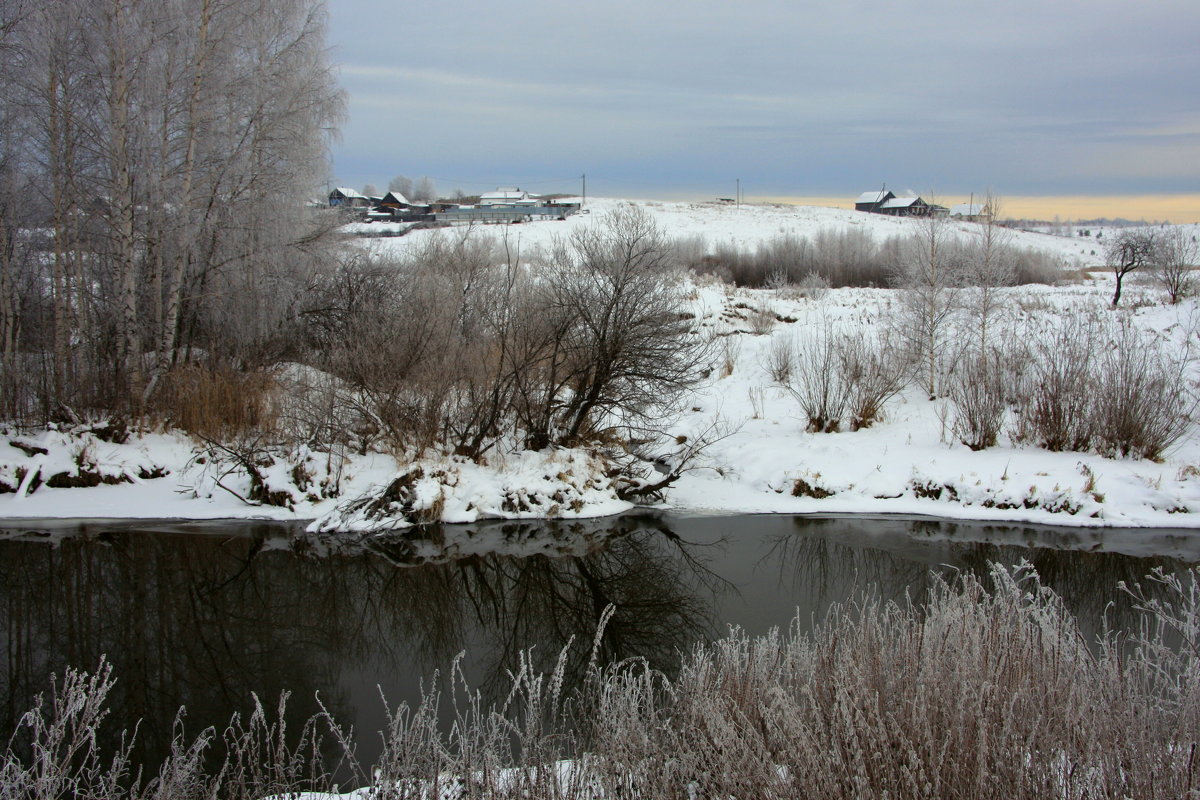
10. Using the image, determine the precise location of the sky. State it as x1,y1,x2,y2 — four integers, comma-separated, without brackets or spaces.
326,1,1200,221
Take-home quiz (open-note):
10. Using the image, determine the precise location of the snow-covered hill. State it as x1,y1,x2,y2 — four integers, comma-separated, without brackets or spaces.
353,197,1133,270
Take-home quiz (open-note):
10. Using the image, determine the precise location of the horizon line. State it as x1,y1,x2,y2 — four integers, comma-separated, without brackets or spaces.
751,194,1200,224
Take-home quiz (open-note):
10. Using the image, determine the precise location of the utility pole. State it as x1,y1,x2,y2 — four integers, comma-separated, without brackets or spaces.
581,173,586,211
736,178,741,210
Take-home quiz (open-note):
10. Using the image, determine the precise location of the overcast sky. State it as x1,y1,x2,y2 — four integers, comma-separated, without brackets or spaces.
326,1,1199,209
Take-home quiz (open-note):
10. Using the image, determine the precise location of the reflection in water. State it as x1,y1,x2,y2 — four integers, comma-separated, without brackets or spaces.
769,516,1196,639
0,513,719,770
1,512,1197,774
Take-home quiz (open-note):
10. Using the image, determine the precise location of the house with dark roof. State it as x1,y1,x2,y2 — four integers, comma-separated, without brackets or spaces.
378,190,413,209
878,195,930,217
855,189,895,213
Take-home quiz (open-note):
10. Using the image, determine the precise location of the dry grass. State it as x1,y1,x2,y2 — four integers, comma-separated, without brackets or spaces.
4,564,1199,798
156,363,280,441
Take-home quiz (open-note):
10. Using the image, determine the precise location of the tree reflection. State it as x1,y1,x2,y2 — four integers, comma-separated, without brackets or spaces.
323,512,725,692
2,512,1194,776
770,516,1194,642
0,513,720,771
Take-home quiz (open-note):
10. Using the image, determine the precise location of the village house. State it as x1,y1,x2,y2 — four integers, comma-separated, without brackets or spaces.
479,187,537,206
855,189,895,213
878,195,931,217
328,187,372,209
857,188,987,220
950,202,992,223
378,190,413,210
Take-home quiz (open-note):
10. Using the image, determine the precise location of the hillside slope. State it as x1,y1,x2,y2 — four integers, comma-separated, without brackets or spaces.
356,197,1120,270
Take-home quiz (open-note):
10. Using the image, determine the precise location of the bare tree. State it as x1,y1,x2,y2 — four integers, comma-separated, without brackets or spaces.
891,202,962,399
387,174,412,197
1152,227,1197,304
0,0,32,417
962,190,1015,351
1107,228,1157,307
5,0,344,423
412,176,436,203
542,205,711,445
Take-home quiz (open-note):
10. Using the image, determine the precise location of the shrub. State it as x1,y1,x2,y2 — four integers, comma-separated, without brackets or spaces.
1013,315,1098,452
839,331,907,430
1013,314,1195,460
1091,320,1196,460
762,334,794,384
780,322,849,433
156,363,280,441
949,349,1010,450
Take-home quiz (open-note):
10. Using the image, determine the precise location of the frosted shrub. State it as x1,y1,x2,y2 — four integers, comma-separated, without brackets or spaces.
749,300,777,335
7,566,1200,798
781,323,849,432
1013,315,1099,452
1014,314,1195,460
838,331,907,430
762,334,794,384
1,660,343,799
949,348,1011,450
1091,319,1195,460
776,326,903,433
796,270,829,300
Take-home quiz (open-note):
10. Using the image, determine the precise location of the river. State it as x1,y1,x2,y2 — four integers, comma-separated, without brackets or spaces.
2,512,1198,772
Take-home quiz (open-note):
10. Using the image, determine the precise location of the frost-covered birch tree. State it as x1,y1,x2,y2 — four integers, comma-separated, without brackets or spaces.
891,204,961,399
4,0,344,420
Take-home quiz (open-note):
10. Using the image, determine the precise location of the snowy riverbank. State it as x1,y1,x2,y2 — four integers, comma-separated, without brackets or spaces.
5,200,1200,531
4,285,1200,530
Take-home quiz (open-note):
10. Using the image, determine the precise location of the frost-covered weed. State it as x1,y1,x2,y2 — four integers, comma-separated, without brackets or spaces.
8,565,1200,798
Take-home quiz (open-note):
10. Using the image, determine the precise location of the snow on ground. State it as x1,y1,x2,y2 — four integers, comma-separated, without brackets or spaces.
355,196,1111,269
665,278,1200,528
4,200,1200,530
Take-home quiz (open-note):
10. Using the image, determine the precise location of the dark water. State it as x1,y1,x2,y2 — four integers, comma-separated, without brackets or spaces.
2,512,1199,771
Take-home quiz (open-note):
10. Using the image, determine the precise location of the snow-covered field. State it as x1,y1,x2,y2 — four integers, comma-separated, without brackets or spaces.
4,199,1200,529
352,196,1118,269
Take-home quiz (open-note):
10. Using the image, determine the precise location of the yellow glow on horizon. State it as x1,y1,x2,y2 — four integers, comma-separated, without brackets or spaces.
756,194,1200,224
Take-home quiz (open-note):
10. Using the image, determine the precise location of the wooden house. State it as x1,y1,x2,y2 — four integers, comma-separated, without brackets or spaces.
328,187,371,209
878,195,930,217
856,189,895,213
378,191,413,210
950,202,992,223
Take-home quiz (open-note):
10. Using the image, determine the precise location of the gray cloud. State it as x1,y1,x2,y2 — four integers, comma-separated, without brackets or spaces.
327,0,1200,198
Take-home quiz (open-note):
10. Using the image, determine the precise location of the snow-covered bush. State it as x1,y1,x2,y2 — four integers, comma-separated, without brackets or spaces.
762,334,794,384
1091,319,1195,460
1012,314,1099,452
777,323,905,433
1013,313,1194,460
780,323,849,433
839,330,907,430
304,207,711,463
949,349,1012,450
